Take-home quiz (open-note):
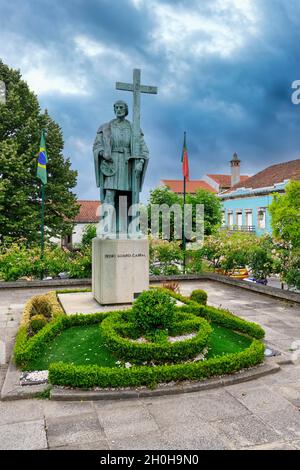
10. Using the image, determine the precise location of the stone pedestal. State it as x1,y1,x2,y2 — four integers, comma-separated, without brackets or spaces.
92,238,149,305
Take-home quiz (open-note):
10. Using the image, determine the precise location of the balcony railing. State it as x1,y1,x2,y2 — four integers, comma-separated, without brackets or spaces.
221,225,256,233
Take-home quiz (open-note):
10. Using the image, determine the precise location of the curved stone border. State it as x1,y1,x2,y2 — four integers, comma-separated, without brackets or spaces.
49,361,280,401
0,354,283,401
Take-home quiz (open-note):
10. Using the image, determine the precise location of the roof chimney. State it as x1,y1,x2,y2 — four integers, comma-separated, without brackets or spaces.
230,152,241,187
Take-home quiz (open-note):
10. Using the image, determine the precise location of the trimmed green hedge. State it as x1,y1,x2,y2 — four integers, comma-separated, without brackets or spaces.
100,311,212,364
48,340,265,388
179,304,265,340
15,287,266,388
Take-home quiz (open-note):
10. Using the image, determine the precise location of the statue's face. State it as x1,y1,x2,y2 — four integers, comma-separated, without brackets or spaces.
114,102,126,119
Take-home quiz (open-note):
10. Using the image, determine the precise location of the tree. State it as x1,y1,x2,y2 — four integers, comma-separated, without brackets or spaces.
186,189,222,236
0,60,79,245
148,186,222,240
269,181,300,289
81,224,97,247
269,181,300,249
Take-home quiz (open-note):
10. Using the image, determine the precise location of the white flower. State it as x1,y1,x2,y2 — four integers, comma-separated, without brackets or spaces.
125,362,132,369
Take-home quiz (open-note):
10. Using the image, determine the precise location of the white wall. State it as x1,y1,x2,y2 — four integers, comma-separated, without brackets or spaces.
72,223,91,245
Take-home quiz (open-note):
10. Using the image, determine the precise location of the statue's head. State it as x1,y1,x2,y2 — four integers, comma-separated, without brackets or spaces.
113,100,128,117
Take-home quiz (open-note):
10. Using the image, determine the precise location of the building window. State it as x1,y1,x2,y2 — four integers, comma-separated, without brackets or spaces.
258,208,266,229
227,211,233,227
245,210,253,228
236,211,243,228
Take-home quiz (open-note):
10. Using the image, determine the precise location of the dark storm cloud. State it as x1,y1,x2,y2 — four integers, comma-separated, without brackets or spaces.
1,0,300,200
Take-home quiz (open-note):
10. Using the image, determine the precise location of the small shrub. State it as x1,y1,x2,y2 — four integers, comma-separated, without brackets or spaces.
30,314,47,333
31,296,52,318
190,289,208,306
132,289,176,332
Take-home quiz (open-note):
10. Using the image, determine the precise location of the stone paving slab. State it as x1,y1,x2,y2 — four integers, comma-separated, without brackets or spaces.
159,421,233,450
212,414,281,448
0,419,47,450
259,407,300,440
94,401,159,440
227,384,294,414
109,430,172,450
42,400,95,419
243,441,298,450
46,412,106,448
50,440,110,450
0,399,44,425
144,389,250,426
58,292,131,315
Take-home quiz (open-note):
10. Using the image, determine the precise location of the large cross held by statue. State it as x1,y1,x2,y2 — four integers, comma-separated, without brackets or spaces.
116,70,158,208
116,69,157,160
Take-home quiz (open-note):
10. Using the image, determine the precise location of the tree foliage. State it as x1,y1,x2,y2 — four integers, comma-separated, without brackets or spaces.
148,186,222,240
0,60,79,245
269,181,300,289
269,181,300,249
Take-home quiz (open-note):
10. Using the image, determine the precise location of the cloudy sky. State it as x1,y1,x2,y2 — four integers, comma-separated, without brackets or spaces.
1,0,300,201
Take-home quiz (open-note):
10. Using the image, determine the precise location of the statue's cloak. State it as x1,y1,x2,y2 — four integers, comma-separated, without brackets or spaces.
93,119,148,203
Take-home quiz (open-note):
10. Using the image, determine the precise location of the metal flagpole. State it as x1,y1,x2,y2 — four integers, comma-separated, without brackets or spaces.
183,174,186,274
40,182,45,279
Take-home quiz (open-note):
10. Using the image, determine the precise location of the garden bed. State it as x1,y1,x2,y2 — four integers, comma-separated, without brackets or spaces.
13,288,265,389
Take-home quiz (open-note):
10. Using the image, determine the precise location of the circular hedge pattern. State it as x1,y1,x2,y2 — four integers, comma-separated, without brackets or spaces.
132,289,176,332
100,310,212,364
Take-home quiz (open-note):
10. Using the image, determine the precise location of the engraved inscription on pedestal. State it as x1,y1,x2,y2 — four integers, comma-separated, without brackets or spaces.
92,238,149,305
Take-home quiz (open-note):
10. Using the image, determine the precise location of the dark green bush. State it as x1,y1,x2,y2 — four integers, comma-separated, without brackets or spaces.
132,289,176,332
30,314,47,333
190,289,208,305
100,311,212,364
48,340,265,389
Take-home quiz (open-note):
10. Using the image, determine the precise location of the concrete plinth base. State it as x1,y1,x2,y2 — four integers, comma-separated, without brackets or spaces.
92,238,149,304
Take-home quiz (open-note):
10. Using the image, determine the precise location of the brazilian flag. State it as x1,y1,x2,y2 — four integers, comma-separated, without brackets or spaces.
37,131,48,185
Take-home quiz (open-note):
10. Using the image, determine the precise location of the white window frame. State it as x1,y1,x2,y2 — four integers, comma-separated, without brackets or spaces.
236,210,243,227
257,208,266,229
245,209,253,227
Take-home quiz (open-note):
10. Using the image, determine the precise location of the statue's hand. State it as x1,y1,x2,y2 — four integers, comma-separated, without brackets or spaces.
103,154,113,163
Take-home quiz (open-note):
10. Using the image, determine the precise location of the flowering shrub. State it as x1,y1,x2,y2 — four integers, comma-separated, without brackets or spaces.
0,243,91,281
149,238,183,275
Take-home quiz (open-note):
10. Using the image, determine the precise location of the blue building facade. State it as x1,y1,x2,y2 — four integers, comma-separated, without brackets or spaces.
219,182,287,236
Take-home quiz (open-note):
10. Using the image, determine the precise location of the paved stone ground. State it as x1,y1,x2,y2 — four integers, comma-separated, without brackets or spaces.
0,281,300,450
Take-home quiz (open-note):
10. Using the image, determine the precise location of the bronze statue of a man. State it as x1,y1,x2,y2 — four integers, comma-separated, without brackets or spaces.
93,100,149,236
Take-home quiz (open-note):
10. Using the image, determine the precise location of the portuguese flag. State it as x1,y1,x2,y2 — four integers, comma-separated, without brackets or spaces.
181,131,189,180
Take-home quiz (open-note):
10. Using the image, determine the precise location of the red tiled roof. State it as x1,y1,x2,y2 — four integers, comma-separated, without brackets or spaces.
74,200,100,223
161,180,216,193
231,159,300,190
207,174,250,187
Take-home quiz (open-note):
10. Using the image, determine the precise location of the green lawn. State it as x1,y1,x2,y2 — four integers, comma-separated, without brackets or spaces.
25,325,118,371
25,323,253,371
206,324,252,358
